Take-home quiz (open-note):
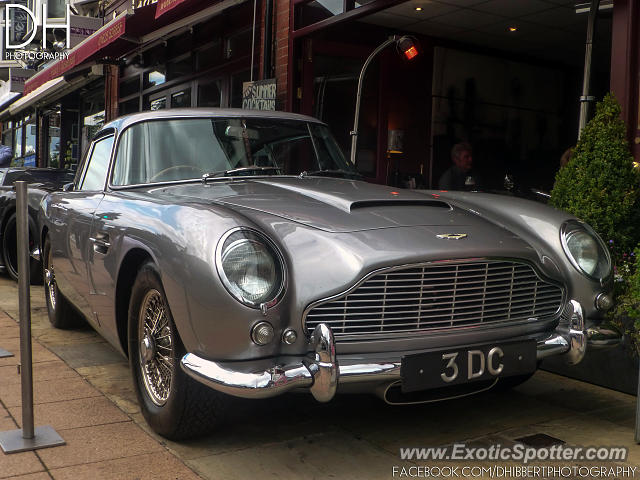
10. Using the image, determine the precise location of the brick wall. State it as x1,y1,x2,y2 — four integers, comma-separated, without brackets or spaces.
274,0,290,110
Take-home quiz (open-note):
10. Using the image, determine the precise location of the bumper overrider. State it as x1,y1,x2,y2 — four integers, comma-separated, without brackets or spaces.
181,300,622,402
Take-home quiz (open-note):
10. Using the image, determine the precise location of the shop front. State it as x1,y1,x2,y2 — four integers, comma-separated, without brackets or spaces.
285,0,635,191
0,0,257,169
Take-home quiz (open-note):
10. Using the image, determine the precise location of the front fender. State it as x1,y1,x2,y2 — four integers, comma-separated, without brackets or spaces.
427,191,612,323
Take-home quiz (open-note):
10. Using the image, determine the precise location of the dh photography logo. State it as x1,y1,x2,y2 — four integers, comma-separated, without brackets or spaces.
3,2,71,64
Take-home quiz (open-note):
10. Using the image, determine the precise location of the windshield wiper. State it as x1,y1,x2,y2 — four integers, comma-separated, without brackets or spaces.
202,166,281,183
300,169,362,179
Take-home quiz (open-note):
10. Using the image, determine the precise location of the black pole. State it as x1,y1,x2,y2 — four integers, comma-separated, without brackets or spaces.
578,0,600,139
263,0,273,79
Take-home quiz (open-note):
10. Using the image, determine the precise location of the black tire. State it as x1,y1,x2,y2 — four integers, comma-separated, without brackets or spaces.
43,236,83,329
3,213,43,284
128,262,228,440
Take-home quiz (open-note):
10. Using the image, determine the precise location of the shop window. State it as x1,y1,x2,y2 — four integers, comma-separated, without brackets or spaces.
13,123,23,160
313,56,378,177
149,97,167,110
224,29,252,59
167,55,193,81
120,77,141,98
2,130,12,150
83,111,105,144
145,69,166,89
196,40,223,71
119,98,140,115
168,32,192,58
230,70,250,108
24,120,36,166
47,111,61,168
46,0,66,18
198,79,222,108
171,89,191,108
144,45,166,70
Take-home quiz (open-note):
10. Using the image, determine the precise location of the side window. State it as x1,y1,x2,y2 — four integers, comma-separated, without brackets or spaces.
79,136,114,191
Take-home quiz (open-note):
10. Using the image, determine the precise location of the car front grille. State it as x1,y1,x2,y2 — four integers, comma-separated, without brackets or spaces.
303,260,564,340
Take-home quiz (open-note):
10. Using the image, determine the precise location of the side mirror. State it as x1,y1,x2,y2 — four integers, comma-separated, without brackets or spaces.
62,183,74,192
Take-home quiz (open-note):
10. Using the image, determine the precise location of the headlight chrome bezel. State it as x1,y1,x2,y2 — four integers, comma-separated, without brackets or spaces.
216,227,286,309
560,220,611,282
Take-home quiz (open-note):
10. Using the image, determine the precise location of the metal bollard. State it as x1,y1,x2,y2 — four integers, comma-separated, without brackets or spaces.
17,180,34,439
0,181,64,453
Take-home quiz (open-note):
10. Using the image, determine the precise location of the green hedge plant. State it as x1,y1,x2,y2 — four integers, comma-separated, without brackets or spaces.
550,93,640,262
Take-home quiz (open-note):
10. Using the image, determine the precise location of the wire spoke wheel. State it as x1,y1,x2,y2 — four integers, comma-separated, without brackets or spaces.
44,250,56,311
138,289,173,406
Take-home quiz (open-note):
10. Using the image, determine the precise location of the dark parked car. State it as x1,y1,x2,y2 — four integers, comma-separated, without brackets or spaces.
0,167,75,282
39,109,620,440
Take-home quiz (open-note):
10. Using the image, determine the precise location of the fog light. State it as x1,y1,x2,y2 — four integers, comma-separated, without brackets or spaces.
595,293,613,311
251,321,274,345
282,329,297,345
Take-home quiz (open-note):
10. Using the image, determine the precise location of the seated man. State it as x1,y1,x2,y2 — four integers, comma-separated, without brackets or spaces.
438,142,481,191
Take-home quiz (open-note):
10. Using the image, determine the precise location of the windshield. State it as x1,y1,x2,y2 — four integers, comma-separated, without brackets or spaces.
112,117,359,185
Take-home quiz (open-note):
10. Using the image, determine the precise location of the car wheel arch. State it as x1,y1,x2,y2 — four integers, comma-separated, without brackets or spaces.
0,205,15,247
115,248,154,358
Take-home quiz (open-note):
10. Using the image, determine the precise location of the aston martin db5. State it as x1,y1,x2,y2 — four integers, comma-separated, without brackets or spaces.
38,109,620,439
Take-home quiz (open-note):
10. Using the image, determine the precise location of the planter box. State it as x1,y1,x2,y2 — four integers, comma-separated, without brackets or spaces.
542,317,639,395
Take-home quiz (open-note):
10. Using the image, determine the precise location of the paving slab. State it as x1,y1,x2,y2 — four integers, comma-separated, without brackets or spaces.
0,405,16,431
75,364,139,415
0,376,101,408
49,452,203,480
6,474,51,480
187,431,399,480
0,338,58,366
0,361,78,386
45,342,124,368
36,422,164,469
0,326,19,339
8,396,130,431
0,450,44,479
31,328,102,347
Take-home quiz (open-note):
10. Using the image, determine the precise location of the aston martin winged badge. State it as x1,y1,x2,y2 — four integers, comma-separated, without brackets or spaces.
436,233,468,240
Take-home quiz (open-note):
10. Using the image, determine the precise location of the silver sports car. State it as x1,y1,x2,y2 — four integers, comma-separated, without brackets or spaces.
38,109,620,439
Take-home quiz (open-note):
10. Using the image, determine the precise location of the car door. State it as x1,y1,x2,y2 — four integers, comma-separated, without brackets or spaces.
50,134,114,324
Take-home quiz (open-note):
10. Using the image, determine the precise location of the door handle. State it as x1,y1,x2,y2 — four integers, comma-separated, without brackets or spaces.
89,232,110,254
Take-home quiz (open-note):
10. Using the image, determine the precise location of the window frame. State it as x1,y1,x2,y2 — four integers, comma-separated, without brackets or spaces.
77,134,115,192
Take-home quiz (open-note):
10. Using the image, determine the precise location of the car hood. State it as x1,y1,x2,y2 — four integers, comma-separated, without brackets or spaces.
147,177,526,239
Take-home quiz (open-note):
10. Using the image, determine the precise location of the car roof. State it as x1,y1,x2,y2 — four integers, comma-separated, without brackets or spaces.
101,108,326,135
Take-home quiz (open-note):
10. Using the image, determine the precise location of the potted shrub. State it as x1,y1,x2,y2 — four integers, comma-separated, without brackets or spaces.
542,94,640,393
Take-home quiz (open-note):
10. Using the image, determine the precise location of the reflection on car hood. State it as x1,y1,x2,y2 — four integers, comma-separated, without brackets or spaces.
148,177,524,239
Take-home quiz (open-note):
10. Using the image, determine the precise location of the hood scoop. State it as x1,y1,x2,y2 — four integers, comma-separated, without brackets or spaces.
350,200,451,211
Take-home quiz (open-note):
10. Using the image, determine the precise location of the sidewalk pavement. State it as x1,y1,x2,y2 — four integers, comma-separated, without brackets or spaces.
0,279,201,480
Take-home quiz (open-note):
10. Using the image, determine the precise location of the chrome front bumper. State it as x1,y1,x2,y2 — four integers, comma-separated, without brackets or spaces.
181,300,621,402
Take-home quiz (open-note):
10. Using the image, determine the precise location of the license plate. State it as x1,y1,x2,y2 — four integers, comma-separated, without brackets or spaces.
400,340,537,393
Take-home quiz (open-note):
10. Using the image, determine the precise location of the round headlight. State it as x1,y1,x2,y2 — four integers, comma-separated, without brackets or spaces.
217,228,285,307
560,220,611,281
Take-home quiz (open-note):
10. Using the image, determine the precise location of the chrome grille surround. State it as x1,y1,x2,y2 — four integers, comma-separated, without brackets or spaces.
303,259,565,341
